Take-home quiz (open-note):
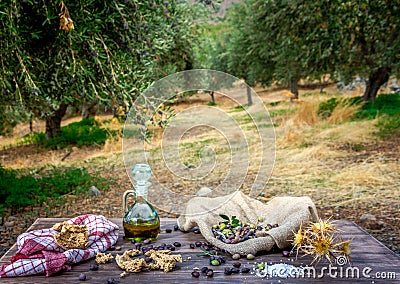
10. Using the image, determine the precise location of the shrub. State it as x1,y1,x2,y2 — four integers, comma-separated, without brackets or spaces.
318,98,340,118
21,118,115,148
0,166,109,213
0,167,38,211
357,94,400,119
318,97,361,118
318,94,400,120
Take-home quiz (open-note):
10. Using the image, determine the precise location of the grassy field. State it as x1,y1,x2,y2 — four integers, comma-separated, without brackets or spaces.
0,83,399,255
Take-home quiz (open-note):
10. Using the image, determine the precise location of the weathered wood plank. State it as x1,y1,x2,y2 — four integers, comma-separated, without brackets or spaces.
0,219,399,283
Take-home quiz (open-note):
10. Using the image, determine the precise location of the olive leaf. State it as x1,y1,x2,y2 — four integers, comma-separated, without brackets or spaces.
196,247,215,257
219,214,230,221
231,216,240,227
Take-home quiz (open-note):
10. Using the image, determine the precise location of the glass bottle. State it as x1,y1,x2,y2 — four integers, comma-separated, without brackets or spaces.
123,164,160,241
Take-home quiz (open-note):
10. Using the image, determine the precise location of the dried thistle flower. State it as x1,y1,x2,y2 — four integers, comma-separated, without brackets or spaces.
340,239,352,256
310,235,335,265
290,218,352,265
332,238,352,264
292,227,305,257
311,219,336,234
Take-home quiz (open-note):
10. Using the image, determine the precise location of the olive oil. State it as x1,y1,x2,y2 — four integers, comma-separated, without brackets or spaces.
123,221,160,241
122,164,160,242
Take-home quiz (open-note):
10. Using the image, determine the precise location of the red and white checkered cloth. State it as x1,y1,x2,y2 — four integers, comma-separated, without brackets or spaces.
0,214,119,277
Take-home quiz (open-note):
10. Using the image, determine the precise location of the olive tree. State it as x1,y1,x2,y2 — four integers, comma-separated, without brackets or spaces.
0,0,198,138
216,0,400,101
331,0,400,101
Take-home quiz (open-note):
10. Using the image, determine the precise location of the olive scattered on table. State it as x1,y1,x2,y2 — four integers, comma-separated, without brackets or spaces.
206,269,214,277
246,253,255,260
78,273,86,281
233,261,241,268
191,271,200,278
107,277,117,284
210,259,220,266
89,263,99,271
224,267,232,275
232,253,241,260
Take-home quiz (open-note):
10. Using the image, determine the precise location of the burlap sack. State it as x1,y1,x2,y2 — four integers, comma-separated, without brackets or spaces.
177,191,318,255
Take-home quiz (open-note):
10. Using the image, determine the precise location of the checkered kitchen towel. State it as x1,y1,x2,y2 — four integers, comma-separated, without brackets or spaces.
0,214,119,277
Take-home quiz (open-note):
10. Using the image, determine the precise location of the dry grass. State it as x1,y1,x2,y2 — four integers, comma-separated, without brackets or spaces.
330,162,396,186
292,101,320,126
102,136,123,153
283,143,344,162
327,100,361,124
316,120,376,145
1,87,398,216
254,90,399,214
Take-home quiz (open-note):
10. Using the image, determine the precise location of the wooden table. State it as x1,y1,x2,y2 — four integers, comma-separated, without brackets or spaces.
1,218,399,283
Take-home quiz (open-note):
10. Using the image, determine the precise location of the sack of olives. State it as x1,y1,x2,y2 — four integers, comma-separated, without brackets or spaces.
177,191,318,256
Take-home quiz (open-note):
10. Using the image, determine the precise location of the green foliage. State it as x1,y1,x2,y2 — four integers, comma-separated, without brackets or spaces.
0,166,109,212
227,105,245,113
268,101,281,107
269,108,296,117
350,143,364,152
0,0,204,135
0,106,32,136
0,167,37,209
37,167,102,197
213,0,400,98
318,97,362,118
357,94,400,119
318,98,340,118
376,114,400,138
219,214,240,227
22,118,115,148
318,94,400,121
193,22,229,69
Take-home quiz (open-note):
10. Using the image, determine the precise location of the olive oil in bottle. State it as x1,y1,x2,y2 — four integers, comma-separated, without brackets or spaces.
123,164,160,242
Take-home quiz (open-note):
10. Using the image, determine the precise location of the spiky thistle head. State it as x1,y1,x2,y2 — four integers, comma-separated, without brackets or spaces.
332,238,352,264
290,218,351,265
292,227,305,248
340,239,351,256
310,219,336,234
310,234,335,264
291,226,307,258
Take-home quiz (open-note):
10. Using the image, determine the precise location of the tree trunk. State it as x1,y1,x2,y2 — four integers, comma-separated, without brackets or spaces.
289,78,299,101
210,91,215,104
363,66,391,102
29,115,33,133
45,103,68,140
246,85,253,106
82,99,98,119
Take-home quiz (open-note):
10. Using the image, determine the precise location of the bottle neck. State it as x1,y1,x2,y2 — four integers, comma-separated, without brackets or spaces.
134,182,150,200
